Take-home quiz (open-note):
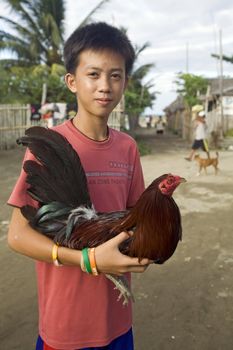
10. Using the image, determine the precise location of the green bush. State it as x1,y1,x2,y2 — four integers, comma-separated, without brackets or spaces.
137,141,151,156
225,128,233,137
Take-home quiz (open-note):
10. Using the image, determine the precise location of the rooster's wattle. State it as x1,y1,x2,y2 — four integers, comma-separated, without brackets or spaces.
17,126,185,303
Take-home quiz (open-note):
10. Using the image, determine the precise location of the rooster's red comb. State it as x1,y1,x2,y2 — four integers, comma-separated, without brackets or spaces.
158,174,186,196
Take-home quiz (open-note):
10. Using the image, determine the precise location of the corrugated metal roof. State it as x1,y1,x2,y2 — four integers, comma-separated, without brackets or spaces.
207,78,233,95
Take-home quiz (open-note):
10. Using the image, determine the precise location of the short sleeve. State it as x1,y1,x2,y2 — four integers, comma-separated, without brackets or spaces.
126,146,145,208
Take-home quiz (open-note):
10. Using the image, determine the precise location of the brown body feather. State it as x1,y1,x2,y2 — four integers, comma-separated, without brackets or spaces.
64,176,181,262
17,127,183,264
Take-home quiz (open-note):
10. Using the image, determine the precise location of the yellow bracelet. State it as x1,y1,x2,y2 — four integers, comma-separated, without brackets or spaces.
52,243,63,267
89,248,99,276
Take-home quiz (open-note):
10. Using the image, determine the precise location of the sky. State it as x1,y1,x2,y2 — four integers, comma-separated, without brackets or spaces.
1,0,233,113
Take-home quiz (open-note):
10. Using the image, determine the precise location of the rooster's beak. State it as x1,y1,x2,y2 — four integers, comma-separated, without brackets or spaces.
179,177,187,183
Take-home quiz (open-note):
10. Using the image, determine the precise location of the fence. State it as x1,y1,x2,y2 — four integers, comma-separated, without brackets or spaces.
0,104,122,150
0,104,31,150
108,102,122,130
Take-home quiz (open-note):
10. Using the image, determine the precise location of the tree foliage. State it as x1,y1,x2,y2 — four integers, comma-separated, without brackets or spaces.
125,64,156,114
0,0,109,67
175,73,208,107
0,64,75,104
0,0,65,66
0,0,109,104
0,0,156,120
124,41,156,129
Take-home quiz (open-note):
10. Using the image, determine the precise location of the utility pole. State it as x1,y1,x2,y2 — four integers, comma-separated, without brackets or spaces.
186,42,189,73
219,29,224,139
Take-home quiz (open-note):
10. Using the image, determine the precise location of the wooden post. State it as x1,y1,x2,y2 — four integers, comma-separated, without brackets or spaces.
41,83,47,105
219,29,224,139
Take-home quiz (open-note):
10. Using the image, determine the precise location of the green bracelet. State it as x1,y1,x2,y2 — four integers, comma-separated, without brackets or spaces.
82,248,92,274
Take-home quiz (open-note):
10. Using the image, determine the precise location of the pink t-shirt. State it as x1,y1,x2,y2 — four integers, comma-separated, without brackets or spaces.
8,120,145,349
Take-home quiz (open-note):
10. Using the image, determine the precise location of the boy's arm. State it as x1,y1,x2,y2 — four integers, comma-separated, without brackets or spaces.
8,208,151,273
8,208,82,266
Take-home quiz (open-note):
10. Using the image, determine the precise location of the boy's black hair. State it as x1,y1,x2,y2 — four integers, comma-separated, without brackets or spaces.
64,22,135,76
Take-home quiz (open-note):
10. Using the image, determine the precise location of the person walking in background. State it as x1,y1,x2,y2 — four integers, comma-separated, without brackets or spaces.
145,115,152,128
185,110,209,161
155,115,166,135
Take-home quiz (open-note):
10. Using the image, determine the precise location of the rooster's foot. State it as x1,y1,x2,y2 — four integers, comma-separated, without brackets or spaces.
106,274,134,306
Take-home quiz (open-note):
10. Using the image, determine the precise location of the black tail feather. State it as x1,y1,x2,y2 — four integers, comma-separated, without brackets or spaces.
17,127,92,208
21,205,37,222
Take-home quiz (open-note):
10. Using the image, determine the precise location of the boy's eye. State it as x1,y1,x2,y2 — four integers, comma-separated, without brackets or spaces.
88,72,99,78
111,73,121,80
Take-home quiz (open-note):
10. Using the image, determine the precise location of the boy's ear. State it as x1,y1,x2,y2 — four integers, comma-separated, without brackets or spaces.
65,73,77,93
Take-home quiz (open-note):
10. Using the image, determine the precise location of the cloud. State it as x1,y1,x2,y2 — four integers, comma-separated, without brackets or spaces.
64,0,233,112
1,0,233,113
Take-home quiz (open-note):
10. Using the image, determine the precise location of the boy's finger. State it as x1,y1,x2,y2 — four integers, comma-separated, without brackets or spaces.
113,231,132,244
123,257,151,266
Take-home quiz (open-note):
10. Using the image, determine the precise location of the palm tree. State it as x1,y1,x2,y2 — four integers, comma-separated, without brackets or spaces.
0,0,109,67
124,41,156,130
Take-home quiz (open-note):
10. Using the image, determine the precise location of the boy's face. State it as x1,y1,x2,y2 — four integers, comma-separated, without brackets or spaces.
65,49,127,119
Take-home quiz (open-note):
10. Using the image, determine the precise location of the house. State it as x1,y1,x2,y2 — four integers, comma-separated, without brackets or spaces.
203,78,233,134
163,95,192,140
164,78,233,145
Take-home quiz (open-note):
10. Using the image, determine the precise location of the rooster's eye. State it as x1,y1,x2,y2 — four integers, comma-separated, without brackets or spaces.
154,258,162,264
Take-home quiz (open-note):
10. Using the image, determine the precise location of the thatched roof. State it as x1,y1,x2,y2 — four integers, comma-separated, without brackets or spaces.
163,95,185,114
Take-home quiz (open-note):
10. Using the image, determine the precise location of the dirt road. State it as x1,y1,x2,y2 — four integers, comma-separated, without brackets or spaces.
0,129,233,350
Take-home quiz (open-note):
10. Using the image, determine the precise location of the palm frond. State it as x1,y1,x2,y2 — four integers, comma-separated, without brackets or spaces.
79,0,110,27
3,1,44,41
0,17,48,57
143,78,155,89
0,58,31,68
0,0,109,67
132,63,155,80
0,15,46,51
0,30,29,46
38,0,65,29
0,0,66,66
134,42,151,59
0,31,43,63
119,26,127,35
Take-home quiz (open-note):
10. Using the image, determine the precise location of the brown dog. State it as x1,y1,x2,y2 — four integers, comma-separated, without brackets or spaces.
194,152,219,175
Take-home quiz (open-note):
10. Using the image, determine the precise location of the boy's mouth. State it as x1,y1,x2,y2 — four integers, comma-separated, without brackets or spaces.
95,98,113,106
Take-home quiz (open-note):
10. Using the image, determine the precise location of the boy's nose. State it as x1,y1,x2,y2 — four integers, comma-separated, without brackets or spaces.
98,77,111,93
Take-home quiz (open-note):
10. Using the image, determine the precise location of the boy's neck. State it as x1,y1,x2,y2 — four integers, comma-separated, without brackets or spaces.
72,114,109,141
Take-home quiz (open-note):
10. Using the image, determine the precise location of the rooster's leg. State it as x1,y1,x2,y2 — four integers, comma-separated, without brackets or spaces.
106,274,135,306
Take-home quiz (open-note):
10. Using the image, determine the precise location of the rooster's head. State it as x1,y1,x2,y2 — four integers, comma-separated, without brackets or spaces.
158,174,186,197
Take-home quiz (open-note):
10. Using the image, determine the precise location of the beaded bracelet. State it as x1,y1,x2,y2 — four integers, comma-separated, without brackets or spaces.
89,248,99,276
52,243,63,266
81,248,92,274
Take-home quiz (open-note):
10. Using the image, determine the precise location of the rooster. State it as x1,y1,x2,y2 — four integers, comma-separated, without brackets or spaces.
17,126,186,304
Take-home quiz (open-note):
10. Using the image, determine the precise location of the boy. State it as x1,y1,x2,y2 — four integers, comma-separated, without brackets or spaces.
7,22,151,349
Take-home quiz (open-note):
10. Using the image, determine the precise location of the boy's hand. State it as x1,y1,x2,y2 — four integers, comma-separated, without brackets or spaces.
95,231,153,276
